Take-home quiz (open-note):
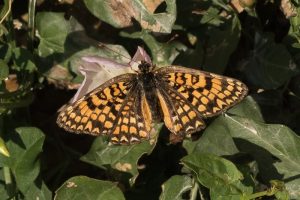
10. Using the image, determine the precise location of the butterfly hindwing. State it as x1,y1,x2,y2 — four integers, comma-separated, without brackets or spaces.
109,86,152,144
156,87,205,136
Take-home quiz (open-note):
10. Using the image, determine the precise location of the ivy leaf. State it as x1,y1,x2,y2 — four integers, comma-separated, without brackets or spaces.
36,12,72,57
183,96,261,155
121,31,186,65
0,127,51,199
159,175,193,200
244,32,298,89
55,176,125,200
81,124,162,184
222,114,300,198
182,153,252,199
84,0,176,33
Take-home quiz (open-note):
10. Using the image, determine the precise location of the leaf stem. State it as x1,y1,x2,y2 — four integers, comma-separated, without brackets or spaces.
3,166,15,199
248,189,276,199
28,0,36,50
190,179,199,200
0,0,12,24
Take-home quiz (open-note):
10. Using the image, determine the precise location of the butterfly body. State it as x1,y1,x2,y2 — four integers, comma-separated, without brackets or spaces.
57,61,248,144
137,61,162,122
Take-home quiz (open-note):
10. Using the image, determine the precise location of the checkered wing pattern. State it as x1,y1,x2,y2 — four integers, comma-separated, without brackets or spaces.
56,73,151,144
154,66,248,136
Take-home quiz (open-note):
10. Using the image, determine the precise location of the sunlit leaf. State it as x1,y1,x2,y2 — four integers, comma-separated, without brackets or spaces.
159,175,193,200
0,127,51,199
183,96,261,155
36,12,72,57
81,124,161,184
222,114,300,198
182,153,252,199
55,176,125,200
84,0,176,33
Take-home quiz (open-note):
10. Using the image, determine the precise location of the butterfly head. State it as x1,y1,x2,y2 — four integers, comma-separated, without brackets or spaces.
138,60,153,73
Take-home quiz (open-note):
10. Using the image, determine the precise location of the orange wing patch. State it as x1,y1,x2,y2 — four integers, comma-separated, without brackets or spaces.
156,66,248,117
156,88,205,136
110,89,152,144
57,74,137,140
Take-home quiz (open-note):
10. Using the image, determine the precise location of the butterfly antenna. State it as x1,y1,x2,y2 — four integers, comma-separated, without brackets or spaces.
98,42,140,71
156,34,179,53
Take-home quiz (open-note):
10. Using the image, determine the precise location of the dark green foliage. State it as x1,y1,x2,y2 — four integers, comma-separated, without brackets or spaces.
0,0,299,199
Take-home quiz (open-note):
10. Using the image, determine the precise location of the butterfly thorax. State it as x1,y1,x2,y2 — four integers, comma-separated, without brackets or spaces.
138,60,153,73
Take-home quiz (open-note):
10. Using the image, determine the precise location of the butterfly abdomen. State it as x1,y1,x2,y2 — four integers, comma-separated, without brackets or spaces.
138,72,162,122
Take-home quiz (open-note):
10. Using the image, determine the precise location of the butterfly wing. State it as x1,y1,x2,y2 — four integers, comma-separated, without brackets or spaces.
156,86,205,136
154,65,248,136
109,85,153,144
57,73,152,144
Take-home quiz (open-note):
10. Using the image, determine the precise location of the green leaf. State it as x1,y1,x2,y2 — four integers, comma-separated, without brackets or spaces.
222,114,300,198
181,153,252,199
0,168,10,199
175,13,241,74
244,32,298,89
270,180,290,200
0,59,9,81
0,44,12,63
55,176,125,200
36,12,72,57
121,31,186,65
284,7,300,66
200,7,224,26
81,124,161,183
12,48,36,72
0,127,51,199
183,96,261,155
226,96,264,122
84,0,176,33
182,153,243,187
183,116,239,156
159,175,193,200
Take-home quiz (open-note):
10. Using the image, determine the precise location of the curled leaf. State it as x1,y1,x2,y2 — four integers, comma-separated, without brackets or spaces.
83,0,176,33
280,0,297,19
71,46,152,102
0,137,9,157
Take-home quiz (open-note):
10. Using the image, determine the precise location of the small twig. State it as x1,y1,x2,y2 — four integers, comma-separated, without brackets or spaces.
0,0,12,24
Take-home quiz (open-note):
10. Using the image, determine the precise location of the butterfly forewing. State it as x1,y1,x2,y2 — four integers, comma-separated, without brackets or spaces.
154,66,248,135
57,74,135,135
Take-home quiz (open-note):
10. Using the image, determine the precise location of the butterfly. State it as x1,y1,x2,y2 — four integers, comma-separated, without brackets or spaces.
57,58,248,145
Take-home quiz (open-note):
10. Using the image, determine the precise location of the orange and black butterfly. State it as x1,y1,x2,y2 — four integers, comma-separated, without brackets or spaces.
57,59,248,144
